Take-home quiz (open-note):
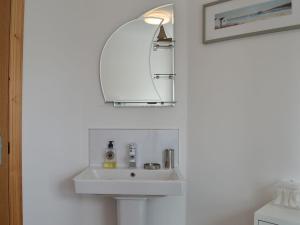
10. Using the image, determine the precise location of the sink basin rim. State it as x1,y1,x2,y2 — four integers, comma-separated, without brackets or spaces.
73,167,185,196
73,167,184,182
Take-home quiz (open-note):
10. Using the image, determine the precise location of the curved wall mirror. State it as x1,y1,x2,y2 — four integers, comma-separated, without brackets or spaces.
100,4,175,107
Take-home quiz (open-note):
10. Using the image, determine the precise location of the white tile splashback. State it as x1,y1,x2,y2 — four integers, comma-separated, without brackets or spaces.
89,129,179,168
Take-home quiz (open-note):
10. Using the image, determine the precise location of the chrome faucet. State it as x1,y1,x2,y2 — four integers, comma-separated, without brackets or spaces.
128,143,137,168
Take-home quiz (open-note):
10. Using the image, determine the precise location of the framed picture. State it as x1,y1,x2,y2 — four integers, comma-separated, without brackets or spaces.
203,0,300,44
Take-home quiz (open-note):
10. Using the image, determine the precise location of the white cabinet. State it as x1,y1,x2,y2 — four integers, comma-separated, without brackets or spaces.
255,203,300,225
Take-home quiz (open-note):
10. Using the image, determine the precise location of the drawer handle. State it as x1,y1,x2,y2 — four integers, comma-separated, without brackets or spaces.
259,220,278,225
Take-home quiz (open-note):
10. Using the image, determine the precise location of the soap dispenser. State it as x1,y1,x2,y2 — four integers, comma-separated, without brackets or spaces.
103,141,117,169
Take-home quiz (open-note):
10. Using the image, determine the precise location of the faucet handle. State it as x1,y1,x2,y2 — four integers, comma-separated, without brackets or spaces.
128,143,137,155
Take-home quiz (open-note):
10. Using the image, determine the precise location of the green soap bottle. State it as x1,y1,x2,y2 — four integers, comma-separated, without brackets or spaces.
103,141,117,169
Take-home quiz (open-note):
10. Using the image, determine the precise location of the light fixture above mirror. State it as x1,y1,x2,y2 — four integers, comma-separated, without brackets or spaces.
143,6,173,25
144,17,165,25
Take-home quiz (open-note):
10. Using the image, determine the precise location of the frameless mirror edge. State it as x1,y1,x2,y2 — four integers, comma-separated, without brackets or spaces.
99,4,175,107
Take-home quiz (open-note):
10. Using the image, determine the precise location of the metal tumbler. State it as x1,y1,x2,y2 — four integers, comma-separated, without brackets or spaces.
164,149,174,169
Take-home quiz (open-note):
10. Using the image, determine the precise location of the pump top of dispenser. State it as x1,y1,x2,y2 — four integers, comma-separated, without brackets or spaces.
108,141,114,149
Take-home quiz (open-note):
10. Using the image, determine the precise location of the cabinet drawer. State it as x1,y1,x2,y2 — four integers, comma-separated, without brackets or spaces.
258,220,278,225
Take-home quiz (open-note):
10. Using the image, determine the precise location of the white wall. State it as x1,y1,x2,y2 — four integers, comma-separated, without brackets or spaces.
187,1,300,225
24,0,300,224
22,1,188,225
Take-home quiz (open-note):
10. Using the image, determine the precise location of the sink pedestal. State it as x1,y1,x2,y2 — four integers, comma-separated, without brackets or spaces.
115,197,147,225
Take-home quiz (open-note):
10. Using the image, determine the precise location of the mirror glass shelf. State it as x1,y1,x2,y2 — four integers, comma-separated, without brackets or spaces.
100,4,175,107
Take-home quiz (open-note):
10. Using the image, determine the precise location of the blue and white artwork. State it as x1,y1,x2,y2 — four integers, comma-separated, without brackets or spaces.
215,0,292,30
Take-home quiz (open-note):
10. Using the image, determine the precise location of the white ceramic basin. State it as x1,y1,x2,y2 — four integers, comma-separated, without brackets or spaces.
73,167,184,196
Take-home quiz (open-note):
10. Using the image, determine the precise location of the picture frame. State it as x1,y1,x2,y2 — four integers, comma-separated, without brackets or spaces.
203,0,300,44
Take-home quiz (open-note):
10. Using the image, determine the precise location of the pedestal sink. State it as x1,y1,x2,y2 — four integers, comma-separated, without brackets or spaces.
73,168,184,225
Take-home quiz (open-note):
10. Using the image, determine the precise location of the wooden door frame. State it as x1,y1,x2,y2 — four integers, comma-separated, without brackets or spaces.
9,0,24,225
